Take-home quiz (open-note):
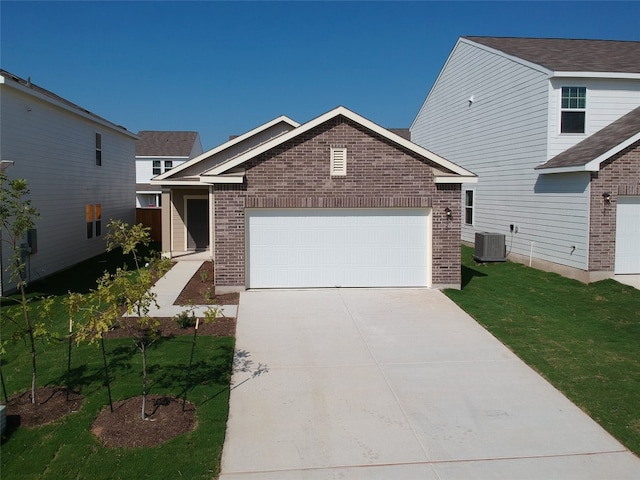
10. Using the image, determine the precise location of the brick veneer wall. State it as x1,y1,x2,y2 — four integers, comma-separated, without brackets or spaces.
588,140,640,271
214,116,462,289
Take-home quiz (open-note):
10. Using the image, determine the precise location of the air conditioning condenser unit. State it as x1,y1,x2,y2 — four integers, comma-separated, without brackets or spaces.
473,232,507,262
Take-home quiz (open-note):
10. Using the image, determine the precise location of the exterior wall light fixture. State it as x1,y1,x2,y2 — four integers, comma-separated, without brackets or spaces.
445,207,452,219
602,192,612,203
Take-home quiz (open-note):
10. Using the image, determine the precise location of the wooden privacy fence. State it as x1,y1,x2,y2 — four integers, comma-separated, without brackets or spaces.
136,208,162,242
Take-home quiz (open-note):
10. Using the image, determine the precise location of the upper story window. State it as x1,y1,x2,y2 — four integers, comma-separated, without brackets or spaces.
95,133,102,166
560,87,586,134
152,160,173,176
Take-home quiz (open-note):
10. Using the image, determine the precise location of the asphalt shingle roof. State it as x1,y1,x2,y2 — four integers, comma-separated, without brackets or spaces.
537,106,640,170
136,131,199,157
464,36,640,73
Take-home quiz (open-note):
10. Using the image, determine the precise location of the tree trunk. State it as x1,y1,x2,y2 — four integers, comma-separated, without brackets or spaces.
140,341,147,420
19,281,37,405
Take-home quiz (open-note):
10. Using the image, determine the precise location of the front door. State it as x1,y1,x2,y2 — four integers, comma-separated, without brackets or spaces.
186,198,209,250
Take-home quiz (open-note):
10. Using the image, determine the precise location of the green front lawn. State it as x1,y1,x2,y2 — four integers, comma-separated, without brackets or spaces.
1,247,235,479
445,246,640,456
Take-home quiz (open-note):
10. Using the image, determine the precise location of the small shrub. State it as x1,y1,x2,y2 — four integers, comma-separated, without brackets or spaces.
175,310,196,329
199,269,209,283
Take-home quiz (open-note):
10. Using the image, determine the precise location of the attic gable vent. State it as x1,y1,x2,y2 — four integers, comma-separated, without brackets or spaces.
330,147,347,176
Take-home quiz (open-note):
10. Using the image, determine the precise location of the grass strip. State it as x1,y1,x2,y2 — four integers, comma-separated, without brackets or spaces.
445,246,640,456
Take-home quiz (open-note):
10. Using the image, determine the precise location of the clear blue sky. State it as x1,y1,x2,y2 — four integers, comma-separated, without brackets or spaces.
2,1,639,149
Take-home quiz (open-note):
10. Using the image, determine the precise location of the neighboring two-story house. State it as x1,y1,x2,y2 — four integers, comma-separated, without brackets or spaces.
411,37,640,282
135,131,202,208
0,69,138,294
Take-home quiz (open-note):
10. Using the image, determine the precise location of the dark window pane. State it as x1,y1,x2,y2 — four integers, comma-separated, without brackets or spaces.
465,207,473,225
87,222,93,239
561,111,585,133
465,190,473,207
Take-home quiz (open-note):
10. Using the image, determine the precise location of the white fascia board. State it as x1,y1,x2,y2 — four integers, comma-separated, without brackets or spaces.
435,175,478,184
199,176,244,184
150,179,203,186
136,155,190,159
536,165,593,174
211,105,477,180
0,75,138,139
154,115,300,180
552,71,640,80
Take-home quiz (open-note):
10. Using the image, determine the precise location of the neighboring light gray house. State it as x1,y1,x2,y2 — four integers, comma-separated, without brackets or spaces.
411,37,640,282
152,106,476,291
0,69,137,294
135,131,202,208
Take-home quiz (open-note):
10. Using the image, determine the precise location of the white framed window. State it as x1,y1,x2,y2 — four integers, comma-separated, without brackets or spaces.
86,204,102,238
561,87,586,133
464,189,474,225
330,147,347,176
152,160,161,176
164,160,173,171
95,133,102,166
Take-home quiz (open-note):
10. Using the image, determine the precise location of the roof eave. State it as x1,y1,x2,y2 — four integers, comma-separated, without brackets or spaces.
537,130,640,174
0,74,137,139
435,175,478,184
154,115,300,181
211,106,476,179
552,71,640,80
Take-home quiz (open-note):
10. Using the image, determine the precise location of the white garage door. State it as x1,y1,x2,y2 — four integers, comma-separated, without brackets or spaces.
615,196,640,274
247,208,429,288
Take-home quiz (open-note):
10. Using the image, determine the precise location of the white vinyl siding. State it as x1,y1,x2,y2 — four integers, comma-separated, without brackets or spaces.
411,40,591,269
247,209,429,288
0,83,136,292
548,78,640,158
136,157,187,183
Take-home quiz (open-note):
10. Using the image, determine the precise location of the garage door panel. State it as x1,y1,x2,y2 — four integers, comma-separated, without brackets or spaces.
247,208,429,288
615,197,640,274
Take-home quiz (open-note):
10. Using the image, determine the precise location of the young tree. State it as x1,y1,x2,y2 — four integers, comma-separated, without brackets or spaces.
75,220,171,419
0,172,53,404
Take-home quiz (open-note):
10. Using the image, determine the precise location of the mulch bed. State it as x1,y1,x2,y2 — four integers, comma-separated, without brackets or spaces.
104,316,236,338
3,260,237,448
4,386,84,429
92,395,197,448
173,261,239,306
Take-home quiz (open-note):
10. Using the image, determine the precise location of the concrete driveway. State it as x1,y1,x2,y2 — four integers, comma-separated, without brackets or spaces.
219,289,640,479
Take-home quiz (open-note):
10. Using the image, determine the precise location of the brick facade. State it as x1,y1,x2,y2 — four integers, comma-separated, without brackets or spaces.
588,140,640,271
214,117,462,289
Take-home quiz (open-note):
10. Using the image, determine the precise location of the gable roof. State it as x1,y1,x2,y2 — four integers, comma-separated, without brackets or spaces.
463,37,640,75
0,69,137,138
536,106,640,173
152,115,299,183
202,106,476,184
136,131,200,157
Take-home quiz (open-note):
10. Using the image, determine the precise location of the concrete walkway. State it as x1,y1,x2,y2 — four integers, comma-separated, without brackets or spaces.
139,258,237,318
220,288,640,479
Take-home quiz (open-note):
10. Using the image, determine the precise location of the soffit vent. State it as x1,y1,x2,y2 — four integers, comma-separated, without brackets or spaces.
330,147,347,176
